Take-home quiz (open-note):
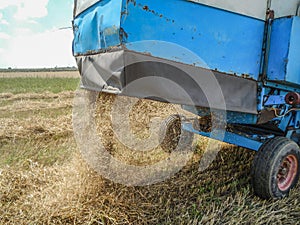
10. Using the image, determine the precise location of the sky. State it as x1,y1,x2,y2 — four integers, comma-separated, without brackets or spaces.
0,0,76,68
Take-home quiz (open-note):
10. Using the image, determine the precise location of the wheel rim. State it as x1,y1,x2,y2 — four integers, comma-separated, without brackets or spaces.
277,154,298,192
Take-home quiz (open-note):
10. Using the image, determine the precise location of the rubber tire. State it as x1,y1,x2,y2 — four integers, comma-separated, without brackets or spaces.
159,114,194,152
251,136,300,199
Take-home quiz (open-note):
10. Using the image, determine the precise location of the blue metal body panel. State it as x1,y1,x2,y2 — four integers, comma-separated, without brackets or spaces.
72,0,265,80
73,0,122,55
120,0,265,79
72,1,300,151
267,17,300,86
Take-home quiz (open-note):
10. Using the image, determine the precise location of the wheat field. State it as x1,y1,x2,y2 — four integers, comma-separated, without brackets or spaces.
0,72,299,224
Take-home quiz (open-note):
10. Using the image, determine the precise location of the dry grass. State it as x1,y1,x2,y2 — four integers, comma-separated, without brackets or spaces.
0,91,74,140
0,80,300,224
94,94,187,166
0,71,79,78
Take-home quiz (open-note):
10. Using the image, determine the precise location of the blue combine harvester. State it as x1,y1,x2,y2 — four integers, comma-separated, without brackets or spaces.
72,0,300,199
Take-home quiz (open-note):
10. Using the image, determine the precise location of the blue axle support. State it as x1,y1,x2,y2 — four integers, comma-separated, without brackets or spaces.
264,95,286,106
282,110,300,131
182,123,264,151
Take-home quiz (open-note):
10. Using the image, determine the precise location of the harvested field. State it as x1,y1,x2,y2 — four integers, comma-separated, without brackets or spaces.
0,70,79,78
0,75,300,224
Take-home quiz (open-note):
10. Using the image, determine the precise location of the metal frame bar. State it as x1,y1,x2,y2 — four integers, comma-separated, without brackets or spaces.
182,123,263,151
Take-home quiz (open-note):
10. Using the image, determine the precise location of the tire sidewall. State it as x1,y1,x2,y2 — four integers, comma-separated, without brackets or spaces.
159,114,194,152
269,142,300,198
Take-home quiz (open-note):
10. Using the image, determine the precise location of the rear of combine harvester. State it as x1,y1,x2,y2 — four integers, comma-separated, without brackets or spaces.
72,0,300,199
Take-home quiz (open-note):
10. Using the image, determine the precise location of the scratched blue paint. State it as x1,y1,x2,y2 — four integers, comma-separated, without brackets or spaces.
73,0,265,79
73,0,122,55
120,0,265,80
267,17,300,86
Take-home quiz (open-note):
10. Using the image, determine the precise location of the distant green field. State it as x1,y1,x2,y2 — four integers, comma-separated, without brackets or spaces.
0,77,80,94
0,67,77,73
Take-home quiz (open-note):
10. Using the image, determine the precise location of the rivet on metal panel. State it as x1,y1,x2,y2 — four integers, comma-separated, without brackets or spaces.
126,0,136,6
267,9,274,19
